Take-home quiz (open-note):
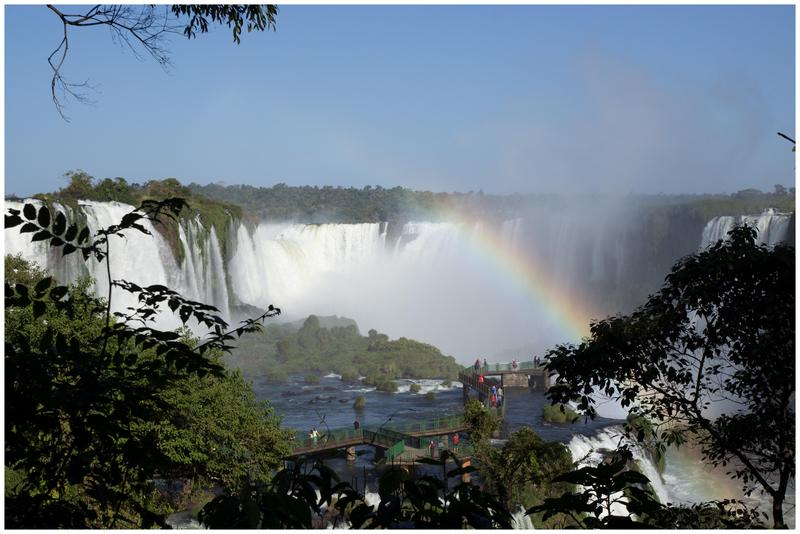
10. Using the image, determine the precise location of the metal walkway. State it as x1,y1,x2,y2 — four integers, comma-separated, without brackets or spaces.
289,360,544,461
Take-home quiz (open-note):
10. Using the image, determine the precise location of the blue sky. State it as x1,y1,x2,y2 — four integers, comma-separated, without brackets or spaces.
5,5,795,197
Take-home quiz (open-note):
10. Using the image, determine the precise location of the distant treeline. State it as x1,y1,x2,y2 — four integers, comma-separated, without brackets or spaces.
225,314,462,387
10,171,794,227
187,181,795,224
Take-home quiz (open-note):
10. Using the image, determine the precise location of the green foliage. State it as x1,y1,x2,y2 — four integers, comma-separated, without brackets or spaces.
529,448,764,528
353,395,366,410
369,377,399,393
34,172,245,261
339,369,359,384
303,374,320,384
545,224,794,528
463,399,500,444
409,383,422,394
424,391,436,401
542,403,579,424
476,427,574,525
200,456,514,529
4,201,284,528
5,253,50,286
147,338,292,492
172,5,278,44
227,313,461,382
189,181,795,227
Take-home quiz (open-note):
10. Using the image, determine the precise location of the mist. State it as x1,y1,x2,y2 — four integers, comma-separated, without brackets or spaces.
228,195,665,363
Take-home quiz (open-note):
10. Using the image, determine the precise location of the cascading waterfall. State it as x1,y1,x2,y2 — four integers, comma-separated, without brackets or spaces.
4,200,230,333
700,208,791,249
5,200,792,359
567,425,670,515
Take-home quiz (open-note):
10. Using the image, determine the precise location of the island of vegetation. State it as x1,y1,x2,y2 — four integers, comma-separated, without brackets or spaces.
225,314,462,385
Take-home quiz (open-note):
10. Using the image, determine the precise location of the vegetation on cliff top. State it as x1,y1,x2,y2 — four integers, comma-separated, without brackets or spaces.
188,180,795,224
22,171,247,261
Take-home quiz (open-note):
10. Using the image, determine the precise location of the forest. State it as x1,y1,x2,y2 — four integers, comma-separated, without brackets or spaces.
225,314,462,386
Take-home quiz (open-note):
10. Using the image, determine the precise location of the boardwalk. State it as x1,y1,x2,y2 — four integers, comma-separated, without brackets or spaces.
289,360,544,461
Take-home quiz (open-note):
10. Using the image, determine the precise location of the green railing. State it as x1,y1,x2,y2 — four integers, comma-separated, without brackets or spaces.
414,436,476,460
386,440,405,462
462,360,539,374
294,428,363,450
383,414,465,435
291,362,527,455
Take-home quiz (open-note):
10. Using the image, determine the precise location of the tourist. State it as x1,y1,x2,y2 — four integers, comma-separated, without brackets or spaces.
310,427,319,445
429,440,436,457
491,384,497,395
483,358,488,369
453,433,459,452
478,374,484,384
512,359,518,370
474,358,480,371
353,420,360,431
491,393,497,407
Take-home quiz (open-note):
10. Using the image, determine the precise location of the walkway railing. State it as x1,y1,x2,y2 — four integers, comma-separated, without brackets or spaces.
463,360,541,374
383,414,465,435
386,440,405,462
291,360,534,456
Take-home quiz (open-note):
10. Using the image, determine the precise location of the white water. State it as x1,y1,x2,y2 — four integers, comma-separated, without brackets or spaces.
5,200,791,360
567,425,670,516
700,208,791,249
395,379,461,394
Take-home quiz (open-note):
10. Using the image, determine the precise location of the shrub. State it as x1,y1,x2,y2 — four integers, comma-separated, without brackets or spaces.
542,404,578,424
425,392,436,401
376,380,398,393
265,370,288,384
353,396,366,410
304,374,320,384
409,383,421,394
339,370,359,384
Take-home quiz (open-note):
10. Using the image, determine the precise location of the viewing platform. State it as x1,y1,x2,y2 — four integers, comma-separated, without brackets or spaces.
290,360,546,464
458,360,550,393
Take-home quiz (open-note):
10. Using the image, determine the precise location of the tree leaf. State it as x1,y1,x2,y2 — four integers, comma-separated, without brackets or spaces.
19,222,39,234
64,224,78,241
23,203,36,220
32,230,51,242
37,206,51,228
52,212,67,235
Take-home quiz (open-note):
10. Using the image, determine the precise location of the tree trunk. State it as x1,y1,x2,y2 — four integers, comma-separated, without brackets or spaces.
772,494,786,529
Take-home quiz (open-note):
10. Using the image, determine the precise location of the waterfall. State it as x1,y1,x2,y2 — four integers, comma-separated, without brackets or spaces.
4,200,230,333
6,199,793,360
700,208,791,249
567,426,670,516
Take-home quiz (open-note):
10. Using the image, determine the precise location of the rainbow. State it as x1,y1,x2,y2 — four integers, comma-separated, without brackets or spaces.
432,204,595,343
